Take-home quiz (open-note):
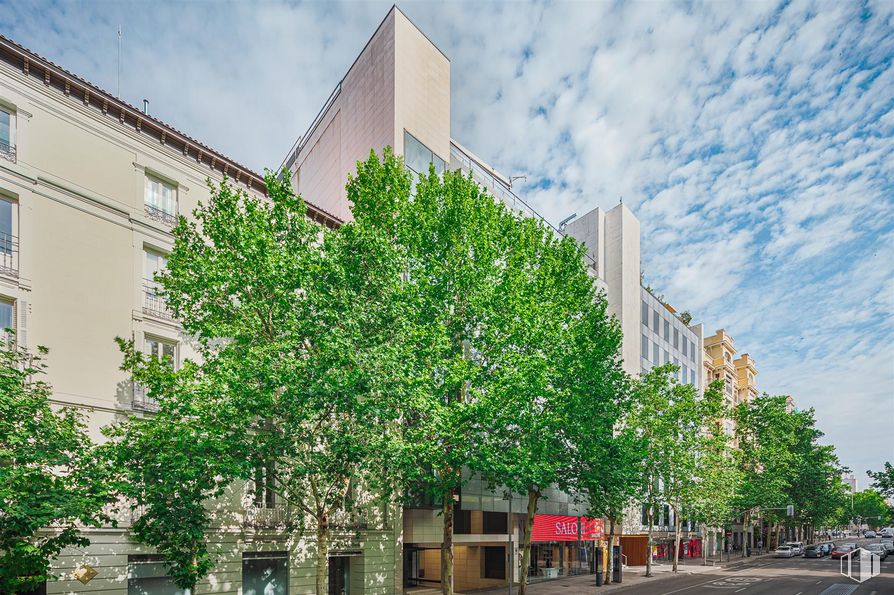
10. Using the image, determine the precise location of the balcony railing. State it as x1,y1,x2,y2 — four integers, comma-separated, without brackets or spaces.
243,503,292,529
242,503,392,531
0,140,15,163
143,280,174,320
144,203,178,226
0,232,18,277
132,381,159,412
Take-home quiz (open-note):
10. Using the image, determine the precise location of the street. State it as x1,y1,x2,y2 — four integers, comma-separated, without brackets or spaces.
611,539,894,595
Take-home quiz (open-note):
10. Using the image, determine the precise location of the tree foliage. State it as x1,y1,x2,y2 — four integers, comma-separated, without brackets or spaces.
0,343,112,593
107,171,406,593
868,462,894,499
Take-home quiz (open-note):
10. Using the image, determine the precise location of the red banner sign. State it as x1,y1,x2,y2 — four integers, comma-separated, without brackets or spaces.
530,514,604,542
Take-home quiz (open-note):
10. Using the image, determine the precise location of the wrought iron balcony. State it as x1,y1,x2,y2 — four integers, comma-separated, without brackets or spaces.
144,203,178,226
142,280,174,320
132,381,159,412
0,140,15,163
0,232,18,277
243,502,292,529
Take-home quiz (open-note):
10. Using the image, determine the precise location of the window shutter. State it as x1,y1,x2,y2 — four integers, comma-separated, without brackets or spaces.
16,298,27,348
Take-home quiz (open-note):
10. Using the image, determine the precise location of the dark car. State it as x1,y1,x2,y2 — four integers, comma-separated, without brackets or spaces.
803,545,823,558
866,543,888,560
819,543,834,555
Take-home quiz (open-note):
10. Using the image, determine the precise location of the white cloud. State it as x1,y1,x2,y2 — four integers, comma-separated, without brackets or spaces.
2,0,892,487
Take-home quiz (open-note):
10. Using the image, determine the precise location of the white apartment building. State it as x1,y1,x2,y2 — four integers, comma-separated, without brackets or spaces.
0,32,405,595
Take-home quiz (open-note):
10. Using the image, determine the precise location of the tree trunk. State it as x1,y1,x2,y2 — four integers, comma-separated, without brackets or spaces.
646,504,654,577
442,492,454,595
605,515,616,584
672,508,681,573
518,489,539,595
315,516,329,595
742,511,749,558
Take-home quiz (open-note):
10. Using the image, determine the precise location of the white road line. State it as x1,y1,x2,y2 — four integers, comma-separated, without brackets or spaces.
735,589,747,593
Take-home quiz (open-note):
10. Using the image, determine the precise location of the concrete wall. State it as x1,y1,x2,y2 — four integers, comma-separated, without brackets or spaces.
291,7,450,222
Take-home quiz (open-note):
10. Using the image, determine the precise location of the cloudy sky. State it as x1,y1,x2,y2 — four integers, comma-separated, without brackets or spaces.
3,0,892,490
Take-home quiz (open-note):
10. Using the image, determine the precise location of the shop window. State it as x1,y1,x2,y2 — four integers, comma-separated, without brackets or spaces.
243,551,288,595
483,546,506,580
483,511,508,534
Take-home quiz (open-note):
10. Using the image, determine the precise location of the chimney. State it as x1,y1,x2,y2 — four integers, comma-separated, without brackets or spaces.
143,99,149,114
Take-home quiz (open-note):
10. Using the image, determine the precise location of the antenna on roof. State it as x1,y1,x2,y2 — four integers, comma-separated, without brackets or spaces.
117,25,122,97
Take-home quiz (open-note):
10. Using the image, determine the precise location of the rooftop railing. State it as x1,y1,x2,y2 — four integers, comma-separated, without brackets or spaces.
0,232,18,277
449,142,598,271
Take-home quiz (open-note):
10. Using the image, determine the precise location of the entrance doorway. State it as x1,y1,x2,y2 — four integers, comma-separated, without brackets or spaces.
328,556,350,595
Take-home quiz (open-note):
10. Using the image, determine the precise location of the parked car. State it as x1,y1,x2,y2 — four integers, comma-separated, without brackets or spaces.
819,543,834,555
841,542,858,550
831,545,855,559
788,542,804,555
880,528,894,538
775,545,795,558
864,530,877,538
803,544,824,558
866,543,888,560
880,540,894,553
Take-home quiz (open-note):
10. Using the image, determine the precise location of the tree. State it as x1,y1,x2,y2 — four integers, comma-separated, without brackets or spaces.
0,343,112,593
627,368,730,574
347,149,552,595
868,462,894,498
472,214,628,595
852,490,891,529
108,171,406,594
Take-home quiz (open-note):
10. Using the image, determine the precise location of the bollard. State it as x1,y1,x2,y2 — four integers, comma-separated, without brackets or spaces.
595,545,604,586
612,544,623,583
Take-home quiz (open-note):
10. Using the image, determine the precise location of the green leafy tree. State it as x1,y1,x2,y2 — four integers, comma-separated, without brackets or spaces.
108,172,406,594
0,343,113,593
852,489,891,529
868,462,894,498
472,214,628,595
627,369,730,574
347,149,547,595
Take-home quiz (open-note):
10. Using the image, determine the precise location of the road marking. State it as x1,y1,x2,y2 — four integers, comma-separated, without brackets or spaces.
734,589,746,593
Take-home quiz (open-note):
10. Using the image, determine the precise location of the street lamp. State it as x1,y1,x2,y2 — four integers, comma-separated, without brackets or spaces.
503,491,514,595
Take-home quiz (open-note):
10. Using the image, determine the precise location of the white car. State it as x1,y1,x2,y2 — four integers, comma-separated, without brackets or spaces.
788,542,803,555
775,545,795,558
881,528,894,538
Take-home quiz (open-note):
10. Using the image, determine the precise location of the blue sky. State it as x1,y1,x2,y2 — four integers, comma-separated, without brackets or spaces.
2,0,892,490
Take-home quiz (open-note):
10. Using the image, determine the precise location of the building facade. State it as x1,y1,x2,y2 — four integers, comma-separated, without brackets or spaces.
0,32,402,595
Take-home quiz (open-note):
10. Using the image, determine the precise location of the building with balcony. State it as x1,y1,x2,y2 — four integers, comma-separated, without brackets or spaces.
0,31,397,595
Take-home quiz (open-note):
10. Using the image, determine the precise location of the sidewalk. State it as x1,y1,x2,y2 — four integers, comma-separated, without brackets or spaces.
456,553,770,595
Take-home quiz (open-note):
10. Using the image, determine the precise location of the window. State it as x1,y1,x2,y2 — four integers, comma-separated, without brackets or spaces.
0,197,16,276
642,334,649,361
483,546,506,579
483,511,508,534
146,337,176,368
242,552,288,595
0,106,15,161
0,298,12,333
143,249,172,319
673,328,679,349
641,504,650,525
682,338,688,357
682,366,688,384
128,555,189,595
454,505,472,534
663,349,669,364
144,175,177,224
253,460,276,509
404,131,445,176
642,301,649,326
652,341,659,364
653,310,659,332
664,319,670,340
690,340,697,360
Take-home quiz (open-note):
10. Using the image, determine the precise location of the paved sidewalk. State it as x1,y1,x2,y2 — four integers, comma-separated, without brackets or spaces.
461,554,771,595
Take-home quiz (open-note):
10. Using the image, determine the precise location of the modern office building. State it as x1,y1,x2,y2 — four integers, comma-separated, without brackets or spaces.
0,31,406,595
